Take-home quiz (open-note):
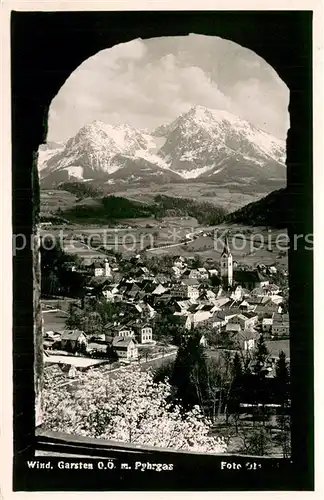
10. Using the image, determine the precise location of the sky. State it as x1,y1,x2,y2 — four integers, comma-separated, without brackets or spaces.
48,34,290,143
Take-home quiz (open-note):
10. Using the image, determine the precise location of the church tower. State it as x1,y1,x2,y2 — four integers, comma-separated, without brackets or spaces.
104,258,112,278
220,235,233,287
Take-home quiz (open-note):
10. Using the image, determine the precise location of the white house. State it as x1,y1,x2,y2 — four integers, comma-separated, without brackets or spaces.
232,313,258,330
112,337,138,360
102,284,119,302
90,259,112,278
170,279,200,300
172,266,183,278
133,323,153,344
174,256,186,268
152,284,167,296
262,317,274,333
61,330,88,353
272,314,290,337
235,330,258,351
231,286,244,302
191,309,212,326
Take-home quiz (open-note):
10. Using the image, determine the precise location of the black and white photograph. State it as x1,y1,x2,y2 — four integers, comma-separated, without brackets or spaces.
4,5,317,494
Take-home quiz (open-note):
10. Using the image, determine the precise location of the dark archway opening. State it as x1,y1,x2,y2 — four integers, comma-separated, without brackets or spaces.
11,11,313,491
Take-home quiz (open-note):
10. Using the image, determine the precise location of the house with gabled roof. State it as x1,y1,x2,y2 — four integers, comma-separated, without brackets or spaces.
254,301,282,319
61,330,88,353
132,322,153,344
225,323,242,334
212,296,231,309
232,329,259,351
152,284,168,296
262,316,274,333
86,259,112,278
115,322,135,338
171,313,192,331
199,289,216,301
170,278,200,300
272,313,290,337
112,337,138,360
239,299,256,313
191,306,214,326
102,283,119,302
174,301,190,314
232,311,259,330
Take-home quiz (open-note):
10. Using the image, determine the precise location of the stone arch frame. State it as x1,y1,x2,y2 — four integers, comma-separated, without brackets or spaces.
11,11,313,490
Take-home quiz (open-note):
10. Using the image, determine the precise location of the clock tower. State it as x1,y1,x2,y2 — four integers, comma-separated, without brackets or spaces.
220,235,233,287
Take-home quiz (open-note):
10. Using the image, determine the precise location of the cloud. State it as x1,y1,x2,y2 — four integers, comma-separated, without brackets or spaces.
48,35,289,141
228,78,290,137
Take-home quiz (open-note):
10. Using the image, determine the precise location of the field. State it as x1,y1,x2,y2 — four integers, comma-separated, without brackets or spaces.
40,183,268,220
110,182,269,212
40,220,289,270
147,224,289,269
40,189,78,215
41,216,199,257
42,308,68,332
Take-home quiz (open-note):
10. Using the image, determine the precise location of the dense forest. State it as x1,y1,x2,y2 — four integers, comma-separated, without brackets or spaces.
226,188,288,228
58,193,227,225
153,194,226,225
56,181,104,200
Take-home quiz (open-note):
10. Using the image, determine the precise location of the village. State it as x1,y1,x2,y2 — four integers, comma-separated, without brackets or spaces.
42,232,290,380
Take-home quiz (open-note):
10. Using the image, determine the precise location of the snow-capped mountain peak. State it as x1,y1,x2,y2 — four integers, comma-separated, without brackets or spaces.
39,106,287,187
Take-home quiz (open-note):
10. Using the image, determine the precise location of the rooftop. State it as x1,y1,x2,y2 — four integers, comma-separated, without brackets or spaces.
61,330,87,341
112,337,137,348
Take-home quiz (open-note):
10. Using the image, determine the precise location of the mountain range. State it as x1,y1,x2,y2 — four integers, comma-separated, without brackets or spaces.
39,105,287,189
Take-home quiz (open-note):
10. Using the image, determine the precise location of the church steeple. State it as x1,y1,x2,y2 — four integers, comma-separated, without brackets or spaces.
220,234,233,287
221,235,232,257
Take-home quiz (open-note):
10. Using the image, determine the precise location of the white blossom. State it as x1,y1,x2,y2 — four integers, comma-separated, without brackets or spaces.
43,366,227,453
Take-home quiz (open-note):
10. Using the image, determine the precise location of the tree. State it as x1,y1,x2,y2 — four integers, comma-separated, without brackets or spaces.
275,351,289,402
138,346,151,363
276,413,291,458
153,314,185,345
253,335,269,375
231,352,243,379
237,424,273,456
227,353,245,430
65,303,82,330
42,270,60,296
96,301,117,325
171,332,209,411
249,336,271,426
274,350,291,457
153,360,174,384
204,358,225,423
81,311,103,338
42,366,227,453
192,255,203,269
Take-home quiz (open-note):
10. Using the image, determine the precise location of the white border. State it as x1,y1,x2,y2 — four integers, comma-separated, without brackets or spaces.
1,1,323,499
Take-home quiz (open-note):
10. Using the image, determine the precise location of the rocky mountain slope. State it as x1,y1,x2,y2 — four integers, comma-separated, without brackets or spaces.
39,106,286,188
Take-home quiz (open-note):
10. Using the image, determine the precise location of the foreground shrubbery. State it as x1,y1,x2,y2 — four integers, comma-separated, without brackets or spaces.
43,366,227,453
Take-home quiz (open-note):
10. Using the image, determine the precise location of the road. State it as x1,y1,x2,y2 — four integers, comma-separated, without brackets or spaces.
100,350,177,378
146,230,197,253
54,349,177,389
